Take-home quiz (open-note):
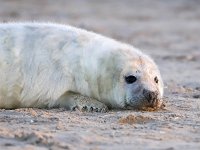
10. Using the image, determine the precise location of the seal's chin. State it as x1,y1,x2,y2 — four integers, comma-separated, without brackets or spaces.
125,98,164,111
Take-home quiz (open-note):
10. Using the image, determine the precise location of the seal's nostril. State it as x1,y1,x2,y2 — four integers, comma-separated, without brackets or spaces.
143,89,158,104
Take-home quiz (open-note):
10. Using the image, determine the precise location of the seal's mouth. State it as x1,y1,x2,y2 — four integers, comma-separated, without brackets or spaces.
124,99,165,111
141,101,165,111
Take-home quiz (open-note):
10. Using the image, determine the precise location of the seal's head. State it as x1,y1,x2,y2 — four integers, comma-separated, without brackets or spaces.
122,54,164,110
81,41,164,110
94,46,164,110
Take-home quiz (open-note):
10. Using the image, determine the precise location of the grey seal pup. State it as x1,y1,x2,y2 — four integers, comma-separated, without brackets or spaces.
0,23,164,112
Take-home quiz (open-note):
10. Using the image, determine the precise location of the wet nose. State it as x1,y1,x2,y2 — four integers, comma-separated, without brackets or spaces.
143,89,159,106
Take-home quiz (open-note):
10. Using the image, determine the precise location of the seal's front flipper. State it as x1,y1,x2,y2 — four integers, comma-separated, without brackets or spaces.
57,92,108,112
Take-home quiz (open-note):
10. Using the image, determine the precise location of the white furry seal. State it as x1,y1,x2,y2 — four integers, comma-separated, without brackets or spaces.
0,23,164,112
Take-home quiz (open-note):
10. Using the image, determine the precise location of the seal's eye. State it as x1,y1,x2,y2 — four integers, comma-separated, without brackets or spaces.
154,76,159,84
125,75,137,84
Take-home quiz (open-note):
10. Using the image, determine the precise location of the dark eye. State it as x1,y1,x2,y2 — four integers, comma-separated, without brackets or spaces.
154,76,159,83
125,75,137,84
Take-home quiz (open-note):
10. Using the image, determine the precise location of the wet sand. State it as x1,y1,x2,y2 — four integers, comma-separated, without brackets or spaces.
0,0,200,149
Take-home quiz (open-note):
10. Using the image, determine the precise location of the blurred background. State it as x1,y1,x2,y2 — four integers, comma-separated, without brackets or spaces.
0,0,200,86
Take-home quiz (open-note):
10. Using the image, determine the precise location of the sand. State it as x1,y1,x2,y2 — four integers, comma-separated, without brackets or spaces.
0,0,200,149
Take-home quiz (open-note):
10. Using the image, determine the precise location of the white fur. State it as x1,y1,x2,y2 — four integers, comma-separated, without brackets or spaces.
0,23,163,109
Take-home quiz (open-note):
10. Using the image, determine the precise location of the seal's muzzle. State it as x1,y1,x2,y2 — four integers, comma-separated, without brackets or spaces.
143,89,159,108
